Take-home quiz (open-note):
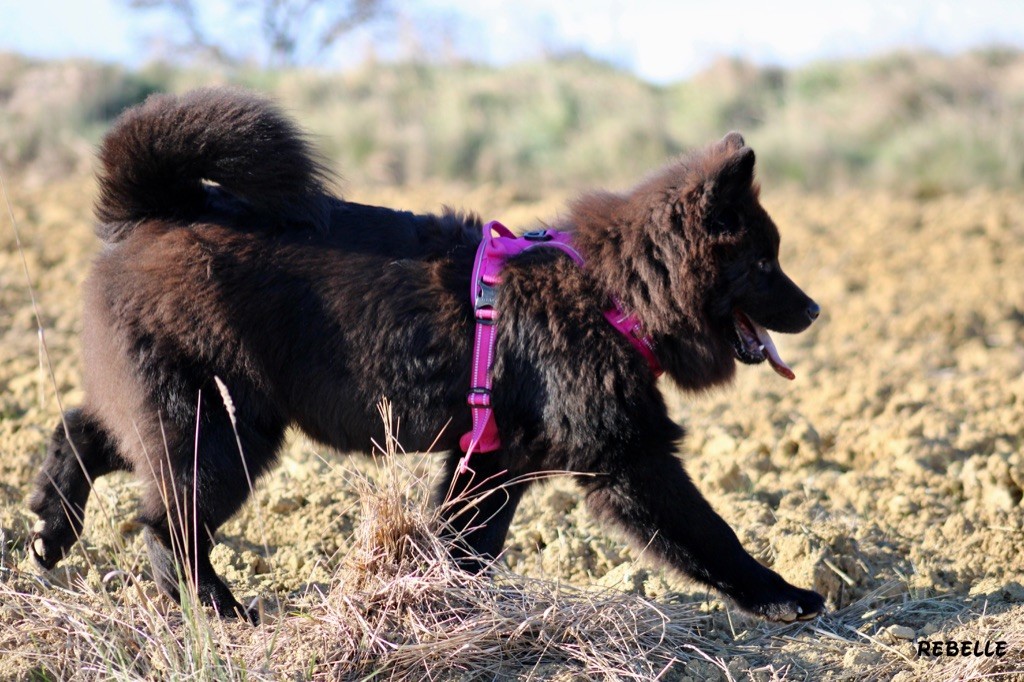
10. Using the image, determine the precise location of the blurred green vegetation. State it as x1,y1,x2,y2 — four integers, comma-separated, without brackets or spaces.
2,48,1023,195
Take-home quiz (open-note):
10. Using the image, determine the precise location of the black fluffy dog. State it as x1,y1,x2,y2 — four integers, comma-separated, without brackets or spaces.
29,88,824,623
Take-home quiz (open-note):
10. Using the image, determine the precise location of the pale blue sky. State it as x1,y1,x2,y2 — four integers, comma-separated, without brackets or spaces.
1,0,1023,82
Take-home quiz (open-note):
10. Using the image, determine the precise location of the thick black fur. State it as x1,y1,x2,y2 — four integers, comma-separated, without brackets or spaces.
29,89,824,623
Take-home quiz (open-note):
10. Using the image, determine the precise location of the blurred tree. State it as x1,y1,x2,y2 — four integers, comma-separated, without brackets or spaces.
128,0,386,67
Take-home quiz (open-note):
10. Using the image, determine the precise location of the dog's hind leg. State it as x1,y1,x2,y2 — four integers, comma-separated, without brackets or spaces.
135,400,285,623
28,408,129,569
579,450,825,623
434,450,530,572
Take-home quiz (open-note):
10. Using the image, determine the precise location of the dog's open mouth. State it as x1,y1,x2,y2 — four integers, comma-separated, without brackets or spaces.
731,310,795,380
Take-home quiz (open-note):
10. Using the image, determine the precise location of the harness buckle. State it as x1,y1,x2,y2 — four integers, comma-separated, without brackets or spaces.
475,280,498,324
475,280,498,309
523,229,551,242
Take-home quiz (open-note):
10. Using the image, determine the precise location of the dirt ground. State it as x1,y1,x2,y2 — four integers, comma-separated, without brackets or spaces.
1,176,1023,679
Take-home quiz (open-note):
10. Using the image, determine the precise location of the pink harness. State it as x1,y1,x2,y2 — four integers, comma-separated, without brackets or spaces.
458,220,663,473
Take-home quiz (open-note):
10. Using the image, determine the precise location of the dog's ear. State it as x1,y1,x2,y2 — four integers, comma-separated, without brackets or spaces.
718,145,756,194
698,145,756,218
719,131,746,153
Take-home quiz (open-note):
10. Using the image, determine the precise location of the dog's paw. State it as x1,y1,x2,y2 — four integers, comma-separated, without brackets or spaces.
29,518,75,570
199,578,260,626
240,602,262,626
223,598,261,626
742,584,826,623
211,597,260,625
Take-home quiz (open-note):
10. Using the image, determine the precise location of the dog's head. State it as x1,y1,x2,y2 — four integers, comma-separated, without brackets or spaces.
571,132,818,386
686,132,819,380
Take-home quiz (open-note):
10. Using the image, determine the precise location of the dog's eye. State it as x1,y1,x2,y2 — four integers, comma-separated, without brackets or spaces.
756,259,773,273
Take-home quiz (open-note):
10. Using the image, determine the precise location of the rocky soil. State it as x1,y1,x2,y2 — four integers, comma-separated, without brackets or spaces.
2,178,1022,679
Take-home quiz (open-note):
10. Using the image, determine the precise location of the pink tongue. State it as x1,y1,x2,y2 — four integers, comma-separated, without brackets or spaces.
750,319,795,380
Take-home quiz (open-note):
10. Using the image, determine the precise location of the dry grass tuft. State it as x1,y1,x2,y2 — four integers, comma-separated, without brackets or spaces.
297,566,721,680
0,568,254,680
248,402,726,680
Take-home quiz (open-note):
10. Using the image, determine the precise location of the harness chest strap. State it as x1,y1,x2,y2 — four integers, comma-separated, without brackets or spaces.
458,220,663,473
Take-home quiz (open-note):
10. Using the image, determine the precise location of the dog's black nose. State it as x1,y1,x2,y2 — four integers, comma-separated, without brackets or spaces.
806,301,820,321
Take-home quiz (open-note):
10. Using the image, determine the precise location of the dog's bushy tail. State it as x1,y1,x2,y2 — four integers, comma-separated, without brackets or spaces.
95,87,332,242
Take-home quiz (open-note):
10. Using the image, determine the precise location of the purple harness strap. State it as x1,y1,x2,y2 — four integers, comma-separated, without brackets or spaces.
458,220,663,473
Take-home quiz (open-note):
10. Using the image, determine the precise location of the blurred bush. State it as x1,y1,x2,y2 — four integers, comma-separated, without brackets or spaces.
1,48,1022,195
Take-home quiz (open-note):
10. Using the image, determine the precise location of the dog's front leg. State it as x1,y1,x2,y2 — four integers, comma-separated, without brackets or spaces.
433,450,531,572
578,452,825,622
